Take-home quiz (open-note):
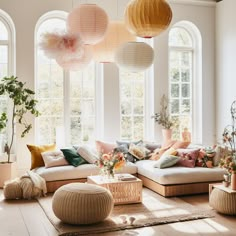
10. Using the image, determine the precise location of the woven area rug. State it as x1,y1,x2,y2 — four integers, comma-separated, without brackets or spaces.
38,188,215,236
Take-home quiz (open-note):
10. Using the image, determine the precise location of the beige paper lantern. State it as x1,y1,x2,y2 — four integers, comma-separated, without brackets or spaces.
93,21,136,63
67,4,109,45
125,0,172,38
114,42,154,72
56,45,93,71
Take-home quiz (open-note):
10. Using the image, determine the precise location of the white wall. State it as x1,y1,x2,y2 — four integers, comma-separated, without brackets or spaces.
216,0,236,143
0,0,216,173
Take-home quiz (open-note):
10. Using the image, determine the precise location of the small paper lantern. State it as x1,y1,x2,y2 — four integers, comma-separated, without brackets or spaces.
114,42,154,72
56,45,93,71
125,0,172,38
67,4,109,45
93,21,136,63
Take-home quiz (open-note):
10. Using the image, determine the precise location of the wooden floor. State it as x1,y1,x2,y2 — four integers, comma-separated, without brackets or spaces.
0,189,236,236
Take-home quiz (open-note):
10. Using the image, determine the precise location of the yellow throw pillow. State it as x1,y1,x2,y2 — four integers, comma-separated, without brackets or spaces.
161,147,178,158
27,144,56,170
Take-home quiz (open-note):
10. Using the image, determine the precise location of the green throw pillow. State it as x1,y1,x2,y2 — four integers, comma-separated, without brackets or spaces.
61,148,88,167
154,155,180,169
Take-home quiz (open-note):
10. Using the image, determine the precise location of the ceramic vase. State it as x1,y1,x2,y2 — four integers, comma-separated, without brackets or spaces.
231,172,236,190
0,162,17,188
162,129,172,141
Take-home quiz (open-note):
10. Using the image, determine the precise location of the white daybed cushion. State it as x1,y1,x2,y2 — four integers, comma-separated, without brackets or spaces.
34,162,137,182
135,160,227,185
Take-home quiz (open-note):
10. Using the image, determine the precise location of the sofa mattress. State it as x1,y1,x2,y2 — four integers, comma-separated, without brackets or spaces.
34,162,137,182
135,160,226,185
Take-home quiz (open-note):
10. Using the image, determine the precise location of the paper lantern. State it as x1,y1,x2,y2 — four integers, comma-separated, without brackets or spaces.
125,0,172,38
67,4,109,45
93,21,136,63
114,42,154,72
56,45,93,71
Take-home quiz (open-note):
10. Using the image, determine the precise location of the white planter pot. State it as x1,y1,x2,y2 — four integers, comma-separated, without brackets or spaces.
0,162,17,188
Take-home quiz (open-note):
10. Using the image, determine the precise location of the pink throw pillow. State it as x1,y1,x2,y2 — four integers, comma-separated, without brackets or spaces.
95,140,116,154
176,149,200,168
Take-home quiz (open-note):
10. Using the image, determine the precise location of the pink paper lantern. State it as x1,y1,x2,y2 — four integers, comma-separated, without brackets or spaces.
56,45,93,71
67,4,109,45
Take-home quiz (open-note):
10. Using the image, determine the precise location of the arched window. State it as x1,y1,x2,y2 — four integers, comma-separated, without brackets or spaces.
35,11,98,146
168,21,202,143
119,39,154,141
0,10,15,145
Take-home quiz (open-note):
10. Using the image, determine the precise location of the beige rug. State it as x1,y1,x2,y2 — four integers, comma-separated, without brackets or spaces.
38,188,215,236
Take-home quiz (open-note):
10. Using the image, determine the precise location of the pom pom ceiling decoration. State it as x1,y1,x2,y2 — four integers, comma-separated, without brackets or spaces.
125,0,172,38
93,21,136,63
39,32,84,60
56,45,93,71
67,4,109,45
115,42,154,72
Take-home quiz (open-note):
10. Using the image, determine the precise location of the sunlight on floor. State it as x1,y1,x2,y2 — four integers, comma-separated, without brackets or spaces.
169,218,230,234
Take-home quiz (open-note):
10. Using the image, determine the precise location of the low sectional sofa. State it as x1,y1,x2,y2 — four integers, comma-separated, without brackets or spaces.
34,159,226,197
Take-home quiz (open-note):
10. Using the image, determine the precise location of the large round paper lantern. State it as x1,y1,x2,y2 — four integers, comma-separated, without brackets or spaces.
67,4,109,45
114,42,154,72
125,0,172,38
93,21,136,63
56,45,93,71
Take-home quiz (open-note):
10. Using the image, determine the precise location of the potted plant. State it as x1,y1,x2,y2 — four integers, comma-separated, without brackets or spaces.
152,94,175,141
0,76,40,187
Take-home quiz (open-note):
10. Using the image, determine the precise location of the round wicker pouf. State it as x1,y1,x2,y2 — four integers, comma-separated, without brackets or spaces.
210,188,236,215
52,183,114,225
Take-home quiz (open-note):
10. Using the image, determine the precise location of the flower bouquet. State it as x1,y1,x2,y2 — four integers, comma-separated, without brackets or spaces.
95,151,126,178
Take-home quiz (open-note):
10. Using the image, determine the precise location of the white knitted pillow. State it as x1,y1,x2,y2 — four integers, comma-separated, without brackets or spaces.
77,145,98,164
41,150,69,168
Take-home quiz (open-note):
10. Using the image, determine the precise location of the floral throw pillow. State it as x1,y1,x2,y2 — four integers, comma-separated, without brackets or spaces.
195,147,216,168
128,143,151,161
176,149,200,168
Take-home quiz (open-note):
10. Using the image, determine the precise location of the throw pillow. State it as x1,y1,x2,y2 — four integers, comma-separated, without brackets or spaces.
144,142,161,152
116,140,143,149
172,141,190,149
195,146,216,168
27,143,56,170
41,151,69,168
95,140,116,154
154,155,180,169
61,148,88,167
77,145,98,164
176,149,200,168
113,144,136,163
128,143,151,160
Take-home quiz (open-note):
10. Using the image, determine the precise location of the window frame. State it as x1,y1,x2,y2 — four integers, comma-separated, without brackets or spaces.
168,21,202,144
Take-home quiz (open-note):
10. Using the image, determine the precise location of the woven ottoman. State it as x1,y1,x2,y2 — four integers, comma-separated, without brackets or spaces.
52,183,114,225
210,188,236,215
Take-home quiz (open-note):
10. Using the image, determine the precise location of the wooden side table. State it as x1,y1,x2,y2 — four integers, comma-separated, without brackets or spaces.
209,183,236,215
87,174,142,205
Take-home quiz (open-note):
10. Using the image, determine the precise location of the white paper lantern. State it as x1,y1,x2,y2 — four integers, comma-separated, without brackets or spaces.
67,4,109,45
93,21,136,63
115,42,154,72
56,45,93,71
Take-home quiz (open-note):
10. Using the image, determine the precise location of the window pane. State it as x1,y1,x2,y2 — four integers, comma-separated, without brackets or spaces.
181,52,191,67
170,68,180,82
171,84,179,98
171,99,179,114
120,70,145,140
181,69,190,82
0,21,8,40
182,84,190,98
181,99,191,114
169,27,192,47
